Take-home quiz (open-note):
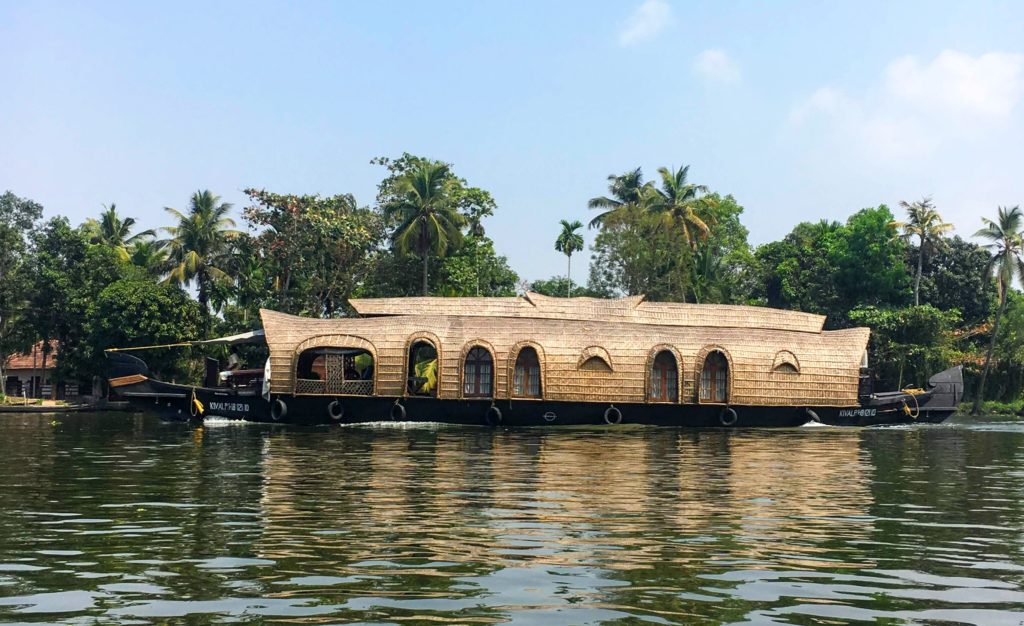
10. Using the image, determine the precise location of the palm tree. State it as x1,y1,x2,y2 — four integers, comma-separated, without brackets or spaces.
892,197,953,306
162,190,239,328
466,217,486,297
644,165,714,250
128,239,168,278
972,205,1024,415
92,203,155,260
384,163,466,295
587,167,647,229
554,219,585,297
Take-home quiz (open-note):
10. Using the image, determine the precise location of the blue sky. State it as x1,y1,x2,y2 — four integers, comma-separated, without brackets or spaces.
2,1,1022,282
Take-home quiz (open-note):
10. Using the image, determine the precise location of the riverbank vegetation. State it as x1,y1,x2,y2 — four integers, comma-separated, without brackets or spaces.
0,154,1020,409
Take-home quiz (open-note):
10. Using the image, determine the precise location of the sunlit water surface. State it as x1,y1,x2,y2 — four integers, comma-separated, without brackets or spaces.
0,413,1022,625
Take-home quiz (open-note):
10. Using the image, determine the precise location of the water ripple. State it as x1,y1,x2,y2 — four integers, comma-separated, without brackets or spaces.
0,414,1021,624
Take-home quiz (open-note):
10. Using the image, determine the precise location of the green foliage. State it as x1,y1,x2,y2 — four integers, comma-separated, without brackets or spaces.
555,219,585,297
0,192,43,369
689,194,755,304
371,153,510,297
374,152,497,224
967,399,1024,416
243,189,385,317
88,203,156,261
413,356,438,394
89,279,203,381
23,219,132,384
644,165,712,250
589,206,692,300
848,305,960,390
833,206,911,310
756,206,910,323
587,167,645,229
529,276,602,298
756,220,841,315
4,160,1014,408
128,239,169,279
589,192,753,304
381,162,467,295
163,190,239,327
988,291,1024,401
555,220,584,258
917,236,994,326
892,197,953,306
972,205,1024,412
586,164,753,303
437,235,518,297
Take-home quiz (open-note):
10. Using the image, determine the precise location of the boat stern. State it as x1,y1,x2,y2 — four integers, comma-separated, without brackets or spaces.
105,351,195,422
917,365,964,421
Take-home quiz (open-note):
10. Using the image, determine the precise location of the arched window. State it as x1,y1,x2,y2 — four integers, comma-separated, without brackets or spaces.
700,351,729,403
649,350,678,402
463,347,493,397
577,346,613,372
295,347,374,396
579,356,612,372
407,340,438,397
772,350,800,374
773,362,799,374
512,347,542,398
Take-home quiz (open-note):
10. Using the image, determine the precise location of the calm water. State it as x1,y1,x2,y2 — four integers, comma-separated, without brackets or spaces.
0,414,1022,625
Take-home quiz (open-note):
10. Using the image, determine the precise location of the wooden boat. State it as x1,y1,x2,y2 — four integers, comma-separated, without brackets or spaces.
106,293,963,427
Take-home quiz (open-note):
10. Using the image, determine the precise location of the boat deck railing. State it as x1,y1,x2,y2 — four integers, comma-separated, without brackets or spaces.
295,378,374,396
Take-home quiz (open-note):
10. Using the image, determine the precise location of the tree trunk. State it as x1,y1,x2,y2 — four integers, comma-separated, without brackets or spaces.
566,254,572,298
972,298,1005,415
914,243,924,306
420,225,430,296
198,279,210,337
421,253,429,296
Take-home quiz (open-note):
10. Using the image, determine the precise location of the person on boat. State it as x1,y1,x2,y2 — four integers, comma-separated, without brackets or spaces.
227,346,242,371
219,347,244,385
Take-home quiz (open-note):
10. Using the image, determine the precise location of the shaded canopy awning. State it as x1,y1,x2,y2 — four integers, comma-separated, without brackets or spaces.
192,330,266,346
105,330,265,352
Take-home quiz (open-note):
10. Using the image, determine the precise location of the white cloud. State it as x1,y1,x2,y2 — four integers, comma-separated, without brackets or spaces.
788,87,851,124
692,49,741,84
886,51,1023,118
618,0,672,47
790,50,1024,161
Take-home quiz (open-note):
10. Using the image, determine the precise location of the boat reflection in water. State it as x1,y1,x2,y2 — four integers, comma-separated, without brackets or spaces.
1,416,1024,623
255,425,878,618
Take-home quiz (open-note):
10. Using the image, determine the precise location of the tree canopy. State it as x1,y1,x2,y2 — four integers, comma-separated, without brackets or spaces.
1,157,1020,409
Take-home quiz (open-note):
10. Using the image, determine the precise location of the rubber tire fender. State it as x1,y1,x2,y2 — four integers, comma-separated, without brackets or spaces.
485,405,502,427
271,398,288,421
390,402,406,421
604,405,623,425
719,406,738,427
327,400,344,421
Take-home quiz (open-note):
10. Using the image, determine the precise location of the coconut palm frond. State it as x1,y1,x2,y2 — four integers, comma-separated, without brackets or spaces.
587,168,646,230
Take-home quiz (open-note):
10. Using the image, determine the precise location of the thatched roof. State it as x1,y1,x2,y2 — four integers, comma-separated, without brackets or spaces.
260,296,867,407
350,292,826,334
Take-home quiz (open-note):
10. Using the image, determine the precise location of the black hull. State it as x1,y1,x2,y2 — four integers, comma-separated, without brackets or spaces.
115,380,957,428
107,352,962,428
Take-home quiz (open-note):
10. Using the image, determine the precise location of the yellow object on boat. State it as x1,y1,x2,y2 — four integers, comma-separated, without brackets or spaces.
415,358,438,394
191,389,204,416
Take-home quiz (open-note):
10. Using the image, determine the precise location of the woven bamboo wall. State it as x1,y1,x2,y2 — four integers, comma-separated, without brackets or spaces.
261,308,868,407
350,292,826,334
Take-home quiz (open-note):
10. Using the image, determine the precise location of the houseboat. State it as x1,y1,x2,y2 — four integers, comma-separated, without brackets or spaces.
106,293,963,427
